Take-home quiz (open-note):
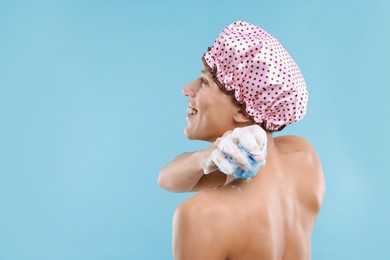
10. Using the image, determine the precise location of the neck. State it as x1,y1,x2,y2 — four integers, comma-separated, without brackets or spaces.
265,131,276,155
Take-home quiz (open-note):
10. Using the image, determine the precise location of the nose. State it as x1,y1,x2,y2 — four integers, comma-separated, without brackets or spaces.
182,79,199,97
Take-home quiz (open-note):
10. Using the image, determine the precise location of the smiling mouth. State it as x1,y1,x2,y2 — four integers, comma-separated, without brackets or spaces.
187,107,198,116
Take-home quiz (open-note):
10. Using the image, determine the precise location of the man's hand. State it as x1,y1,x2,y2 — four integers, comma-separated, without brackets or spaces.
202,125,268,177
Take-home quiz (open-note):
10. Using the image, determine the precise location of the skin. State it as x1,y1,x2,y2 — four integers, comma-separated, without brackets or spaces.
172,67,326,260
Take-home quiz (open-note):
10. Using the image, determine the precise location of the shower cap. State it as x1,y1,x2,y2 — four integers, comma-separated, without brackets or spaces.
202,20,308,132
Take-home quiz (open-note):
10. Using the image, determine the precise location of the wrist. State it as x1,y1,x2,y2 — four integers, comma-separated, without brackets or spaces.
194,149,208,173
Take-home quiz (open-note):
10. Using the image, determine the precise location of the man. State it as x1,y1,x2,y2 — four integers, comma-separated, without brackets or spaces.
158,20,326,260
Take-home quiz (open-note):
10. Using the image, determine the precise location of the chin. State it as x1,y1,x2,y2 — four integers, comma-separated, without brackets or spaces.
184,129,207,141
184,133,202,141
183,129,196,140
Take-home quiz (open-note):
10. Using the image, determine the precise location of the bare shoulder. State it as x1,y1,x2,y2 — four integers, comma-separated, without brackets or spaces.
275,135,321,165
275,135,313,149
276,135,326,213
173,192,234,259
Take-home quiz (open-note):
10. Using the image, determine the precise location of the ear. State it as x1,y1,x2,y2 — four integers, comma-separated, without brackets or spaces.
233,108,252,124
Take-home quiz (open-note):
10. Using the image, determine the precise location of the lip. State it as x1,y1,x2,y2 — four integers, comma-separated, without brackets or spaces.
186,110,197,118
186,108,197,120
188,103,197,110
186,103,198,120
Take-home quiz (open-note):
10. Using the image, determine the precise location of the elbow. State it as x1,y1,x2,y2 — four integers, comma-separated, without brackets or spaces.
157,170,168,190
157,170,184,193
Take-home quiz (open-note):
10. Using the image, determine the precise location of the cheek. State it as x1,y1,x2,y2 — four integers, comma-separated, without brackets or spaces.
197,91,236,123
205,103,235,126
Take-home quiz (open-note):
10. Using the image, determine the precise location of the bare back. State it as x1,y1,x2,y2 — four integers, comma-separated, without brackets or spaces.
175,136,326,260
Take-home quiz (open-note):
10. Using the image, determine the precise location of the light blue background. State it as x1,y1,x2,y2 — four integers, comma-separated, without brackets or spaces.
0,0,389,259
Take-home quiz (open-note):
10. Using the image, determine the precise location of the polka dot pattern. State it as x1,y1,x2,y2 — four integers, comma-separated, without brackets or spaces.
202,20,308,132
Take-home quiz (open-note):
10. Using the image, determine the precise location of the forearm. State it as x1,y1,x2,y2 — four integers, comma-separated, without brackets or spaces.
158,150,208,192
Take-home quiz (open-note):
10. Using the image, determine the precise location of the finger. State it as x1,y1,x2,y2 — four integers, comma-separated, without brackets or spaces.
203,156,218,174
218,133,252,171
211,149,238,175
232,127,262,156
249,146,268,165
222,130,232,138
233,126,268,162
211,131,230,149
242,125,267,149
210,137,222,150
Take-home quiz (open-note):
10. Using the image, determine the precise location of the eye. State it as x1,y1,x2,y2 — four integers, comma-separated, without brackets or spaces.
200,77,208,86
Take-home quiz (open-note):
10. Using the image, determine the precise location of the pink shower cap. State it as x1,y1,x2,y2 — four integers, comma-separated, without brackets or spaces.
202,20,308,132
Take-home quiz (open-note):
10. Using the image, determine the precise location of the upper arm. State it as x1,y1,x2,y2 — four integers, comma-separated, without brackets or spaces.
172,197,230,260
